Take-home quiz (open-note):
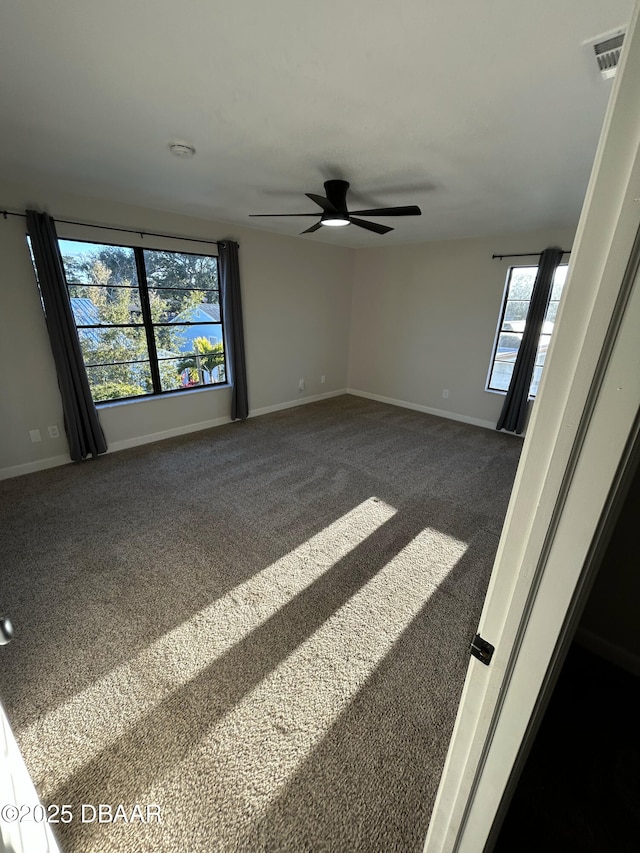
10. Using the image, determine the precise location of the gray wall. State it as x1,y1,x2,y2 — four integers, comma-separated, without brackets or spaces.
0,179,353,477
347,227,576,427
0,175,578,477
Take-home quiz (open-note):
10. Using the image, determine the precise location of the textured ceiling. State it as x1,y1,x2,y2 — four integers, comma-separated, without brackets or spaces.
0,1,633,246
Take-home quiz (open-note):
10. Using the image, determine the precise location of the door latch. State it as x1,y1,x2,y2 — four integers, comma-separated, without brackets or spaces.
0,616,14,646
470,633,494,665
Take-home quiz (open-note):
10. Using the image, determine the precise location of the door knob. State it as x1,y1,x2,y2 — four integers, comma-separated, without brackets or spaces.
0,616,14,645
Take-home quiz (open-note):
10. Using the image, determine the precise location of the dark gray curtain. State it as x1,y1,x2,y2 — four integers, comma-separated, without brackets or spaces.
219,240,248,420
27,210,107,461
496,246,564,434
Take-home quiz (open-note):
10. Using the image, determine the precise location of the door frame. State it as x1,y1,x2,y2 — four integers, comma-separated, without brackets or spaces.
424,2,640,849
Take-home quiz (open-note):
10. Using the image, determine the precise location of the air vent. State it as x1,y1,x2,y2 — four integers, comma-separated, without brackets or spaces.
592,31,624,79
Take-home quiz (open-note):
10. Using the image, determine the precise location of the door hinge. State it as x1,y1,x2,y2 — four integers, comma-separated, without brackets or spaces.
470,633,494,665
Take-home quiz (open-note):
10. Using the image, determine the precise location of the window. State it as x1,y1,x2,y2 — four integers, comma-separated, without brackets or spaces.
487,264,568,398
58,240,225,403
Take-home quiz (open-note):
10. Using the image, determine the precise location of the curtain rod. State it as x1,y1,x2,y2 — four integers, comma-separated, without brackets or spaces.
1,209,238,249
492,250,571,260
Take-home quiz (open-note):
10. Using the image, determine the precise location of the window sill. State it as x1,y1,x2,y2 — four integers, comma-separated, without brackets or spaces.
485,388,537,402
96,383,231,409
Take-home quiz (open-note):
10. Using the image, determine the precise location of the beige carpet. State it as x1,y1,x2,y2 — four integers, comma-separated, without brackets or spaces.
0,395,521,852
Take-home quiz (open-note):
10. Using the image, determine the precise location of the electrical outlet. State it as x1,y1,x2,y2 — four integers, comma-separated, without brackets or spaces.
29,429,42,443
48,425,60,439
320,375,326,384
298,379,305,391
442,389,450,399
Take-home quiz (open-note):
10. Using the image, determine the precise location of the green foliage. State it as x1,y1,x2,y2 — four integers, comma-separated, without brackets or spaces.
64,245,218,314
177,337,225,384
61,243,221,402
92,380,147,402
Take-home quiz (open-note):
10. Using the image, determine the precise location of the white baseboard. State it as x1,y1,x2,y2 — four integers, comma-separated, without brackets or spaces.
0,389,348,480
111,389,348,449
575,626,640,678
108,415,232,454
0,454,72,481
1,388,505,480
346,388,502,432
250,388,347,418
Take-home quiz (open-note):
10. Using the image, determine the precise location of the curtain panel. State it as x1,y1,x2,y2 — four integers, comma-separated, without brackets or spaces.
26,210,107,461
496,246,564,434
219,240,249,420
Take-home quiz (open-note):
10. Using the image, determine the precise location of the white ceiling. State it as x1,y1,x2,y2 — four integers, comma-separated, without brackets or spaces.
0,1,633,247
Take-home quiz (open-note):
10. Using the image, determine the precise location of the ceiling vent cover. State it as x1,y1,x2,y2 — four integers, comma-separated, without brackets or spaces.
593,32,624,79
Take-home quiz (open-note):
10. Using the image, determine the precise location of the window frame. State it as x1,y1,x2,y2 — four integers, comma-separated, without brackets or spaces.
486,263,568,399
58,237,226,405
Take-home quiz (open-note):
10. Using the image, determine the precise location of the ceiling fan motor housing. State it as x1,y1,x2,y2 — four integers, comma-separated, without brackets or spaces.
324,180,350,212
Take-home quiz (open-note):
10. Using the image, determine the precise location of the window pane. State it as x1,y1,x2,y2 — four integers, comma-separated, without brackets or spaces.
489,361,514,392
535,334,551,367
154,322,223,356
550,265,568,301
86,361,153,402
529,365,543,397
507,267,537,300
59,241,138,287
545,300,560,325
77,327,149,367
496,332,522,358
143,250,218,292
503,301,529,324
158,353,226,392
156,320,226,391
68,288,143,326
148,289,220,323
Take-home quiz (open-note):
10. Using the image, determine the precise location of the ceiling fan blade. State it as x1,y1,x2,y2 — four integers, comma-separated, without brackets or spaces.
349,217,393,235
305,193,338,213
349,205,422,217
300,222,323,234
249,213,319,217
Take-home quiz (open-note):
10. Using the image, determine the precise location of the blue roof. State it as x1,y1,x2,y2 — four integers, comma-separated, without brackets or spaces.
70,298,102,345
70,297,100,325
171,303,220,323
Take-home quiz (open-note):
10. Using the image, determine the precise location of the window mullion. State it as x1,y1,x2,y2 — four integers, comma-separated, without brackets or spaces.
134,247,162,394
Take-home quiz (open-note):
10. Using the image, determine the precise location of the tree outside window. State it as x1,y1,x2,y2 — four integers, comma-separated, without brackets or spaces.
59,240,225,403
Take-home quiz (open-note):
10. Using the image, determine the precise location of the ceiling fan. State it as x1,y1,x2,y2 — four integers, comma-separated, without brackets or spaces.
249,179,422,235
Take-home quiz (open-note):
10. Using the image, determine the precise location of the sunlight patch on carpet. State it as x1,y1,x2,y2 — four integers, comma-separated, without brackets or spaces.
161,527,469,834
18,498,397,790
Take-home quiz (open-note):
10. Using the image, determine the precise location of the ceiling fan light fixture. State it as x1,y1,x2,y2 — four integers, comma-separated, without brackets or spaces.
320,215,350,227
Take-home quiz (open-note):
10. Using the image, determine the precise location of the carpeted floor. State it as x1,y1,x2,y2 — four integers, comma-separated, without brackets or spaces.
0,395,521,852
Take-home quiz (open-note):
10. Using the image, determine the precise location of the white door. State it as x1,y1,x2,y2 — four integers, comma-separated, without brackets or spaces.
425,2,640,850
1,619,61,853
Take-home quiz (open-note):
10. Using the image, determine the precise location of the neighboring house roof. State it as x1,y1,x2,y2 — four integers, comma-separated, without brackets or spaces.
70,297,99,326
70,298,222,358
171,303,220,323
169,303,223,352
70,297,102,345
